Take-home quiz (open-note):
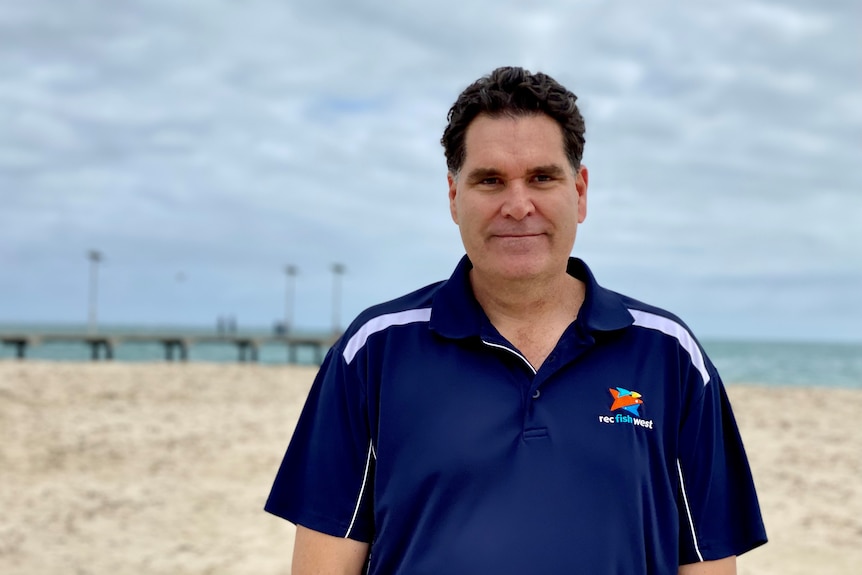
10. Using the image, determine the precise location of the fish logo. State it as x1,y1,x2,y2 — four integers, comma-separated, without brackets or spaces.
609,387,644,417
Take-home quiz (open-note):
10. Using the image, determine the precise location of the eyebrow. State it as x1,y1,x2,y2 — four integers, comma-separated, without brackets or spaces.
464,164,568,183
464,167,502,183
528,164,568,178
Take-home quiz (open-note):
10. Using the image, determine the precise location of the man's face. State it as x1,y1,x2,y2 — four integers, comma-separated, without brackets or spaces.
448,113,588,285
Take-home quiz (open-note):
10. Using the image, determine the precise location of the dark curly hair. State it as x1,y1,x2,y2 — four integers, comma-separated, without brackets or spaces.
441,66,586,175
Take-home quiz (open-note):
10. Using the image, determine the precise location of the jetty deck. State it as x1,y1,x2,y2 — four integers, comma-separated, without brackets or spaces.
0,331,339,363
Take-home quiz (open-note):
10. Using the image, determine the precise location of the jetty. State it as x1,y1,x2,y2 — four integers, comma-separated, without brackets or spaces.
0,330,339,364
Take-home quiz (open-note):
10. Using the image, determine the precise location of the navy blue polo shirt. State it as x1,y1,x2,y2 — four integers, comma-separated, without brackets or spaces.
265,256,767,574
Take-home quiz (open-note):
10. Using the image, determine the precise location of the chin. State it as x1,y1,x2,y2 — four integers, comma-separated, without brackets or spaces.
488,256,550,281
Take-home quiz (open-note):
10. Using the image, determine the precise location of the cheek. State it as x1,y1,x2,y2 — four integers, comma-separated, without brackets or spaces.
459,194,512,236
451,195,479,227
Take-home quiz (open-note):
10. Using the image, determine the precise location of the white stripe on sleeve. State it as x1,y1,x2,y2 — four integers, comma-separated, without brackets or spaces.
628,309,710,385
342,308,432,364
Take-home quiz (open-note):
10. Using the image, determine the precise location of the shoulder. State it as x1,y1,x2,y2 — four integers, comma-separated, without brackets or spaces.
339,280,443,364
612,291,713,386
350,281,442,329
616,292,697,339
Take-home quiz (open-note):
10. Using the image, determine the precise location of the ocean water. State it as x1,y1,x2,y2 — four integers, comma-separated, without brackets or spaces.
702,340,861,388
0,325,859,389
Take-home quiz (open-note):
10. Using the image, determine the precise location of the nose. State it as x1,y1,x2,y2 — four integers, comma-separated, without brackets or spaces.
500,180,534,220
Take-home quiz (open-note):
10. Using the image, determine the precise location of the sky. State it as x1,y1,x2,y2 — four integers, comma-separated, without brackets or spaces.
1,0,859,342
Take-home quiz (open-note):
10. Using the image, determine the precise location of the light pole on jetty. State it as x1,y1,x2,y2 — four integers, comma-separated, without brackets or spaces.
331,263,345,335
87,250,103,334
284,265,298,334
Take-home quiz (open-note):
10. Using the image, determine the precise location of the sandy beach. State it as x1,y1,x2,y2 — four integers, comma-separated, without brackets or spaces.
1,361,860,574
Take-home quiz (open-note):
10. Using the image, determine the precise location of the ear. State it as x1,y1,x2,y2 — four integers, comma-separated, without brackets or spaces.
576,165,588,224
448,172,459,224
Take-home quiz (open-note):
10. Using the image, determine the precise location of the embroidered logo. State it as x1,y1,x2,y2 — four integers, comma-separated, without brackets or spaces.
609,387,643,416
598,387,654,429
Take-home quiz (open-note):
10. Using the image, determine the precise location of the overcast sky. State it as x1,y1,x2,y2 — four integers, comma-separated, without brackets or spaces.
1,0,859,342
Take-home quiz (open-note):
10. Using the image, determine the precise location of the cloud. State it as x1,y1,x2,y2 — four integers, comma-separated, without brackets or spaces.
0,0,859,341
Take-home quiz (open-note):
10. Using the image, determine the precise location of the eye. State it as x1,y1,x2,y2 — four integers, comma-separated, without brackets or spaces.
479,177,502,185
533,174,554,182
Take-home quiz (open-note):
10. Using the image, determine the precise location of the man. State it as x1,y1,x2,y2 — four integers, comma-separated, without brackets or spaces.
266,67,767,574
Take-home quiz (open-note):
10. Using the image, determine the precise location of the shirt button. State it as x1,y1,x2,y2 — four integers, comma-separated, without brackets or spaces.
532,389,541,399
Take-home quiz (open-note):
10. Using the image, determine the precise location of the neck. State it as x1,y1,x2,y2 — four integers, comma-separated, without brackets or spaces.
469,268,585,328
469,267,586,369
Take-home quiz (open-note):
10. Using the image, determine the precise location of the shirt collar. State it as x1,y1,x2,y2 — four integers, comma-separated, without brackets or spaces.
430,255,634,339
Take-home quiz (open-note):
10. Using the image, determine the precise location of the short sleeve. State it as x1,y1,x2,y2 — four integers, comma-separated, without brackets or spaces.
264,344,375,542
676,359,767,564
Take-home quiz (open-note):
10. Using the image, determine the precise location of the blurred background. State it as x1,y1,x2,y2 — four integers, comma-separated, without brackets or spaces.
1,0,859,343
1,4,860,573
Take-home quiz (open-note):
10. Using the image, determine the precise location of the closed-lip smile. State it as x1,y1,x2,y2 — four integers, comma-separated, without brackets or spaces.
493,233,544,238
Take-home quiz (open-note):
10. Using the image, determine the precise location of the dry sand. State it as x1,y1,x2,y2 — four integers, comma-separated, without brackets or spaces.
1,361,860,574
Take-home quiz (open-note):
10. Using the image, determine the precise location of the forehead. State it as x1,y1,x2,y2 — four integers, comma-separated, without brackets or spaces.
462,113,568,170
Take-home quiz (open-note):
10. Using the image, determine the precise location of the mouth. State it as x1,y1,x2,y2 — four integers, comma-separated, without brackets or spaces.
492,232,544,239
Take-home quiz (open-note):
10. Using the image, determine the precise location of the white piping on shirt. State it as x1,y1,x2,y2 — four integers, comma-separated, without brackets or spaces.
677,459,704,562
345,440,375,538
481,340,537,374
